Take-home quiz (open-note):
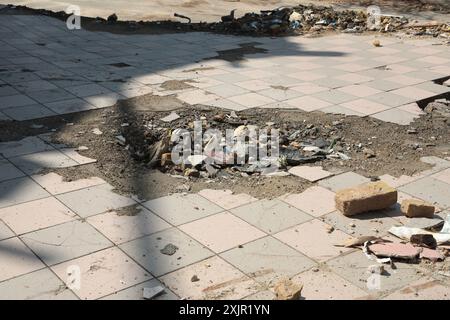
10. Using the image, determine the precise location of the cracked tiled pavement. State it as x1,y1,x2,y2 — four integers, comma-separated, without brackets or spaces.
0,13,450,300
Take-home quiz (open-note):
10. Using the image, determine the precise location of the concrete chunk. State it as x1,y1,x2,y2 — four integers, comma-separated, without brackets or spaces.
274,278,303,300
335,181,397,216
400,199,435,218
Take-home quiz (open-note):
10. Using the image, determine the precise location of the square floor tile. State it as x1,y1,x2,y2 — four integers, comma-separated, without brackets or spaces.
318,171,370,192
179,212,266,253
257,87,304,101
323,210,398,238
21,220,113,265
370,108,419,125
197,189,257,210
285,96,331,111
0,237,45,282
340,99,391,115
288,165,334,182
291,83,328,94
9,150,79,175
65,83,112,98
142,193,223,226
0,159,24,182
385,75,426,86
230,199,313,234
365,79,404,91
0,268,77,300
384,278,450,300
26,88,77,104
228,92,275,108
119,227,214,277
177,89,219,104
204,83,249,98
56,184,136,218
87,205,171,244
0,136,53,158
101,278,178,300
274,219,353,262
338,84,382,98
32,172,106,195
326,250,421,293
220,236,316,286
51,247,151,300
0,220,14,241
313,90,358,104
2,104,57,121
399,177,450,208
335,73,374,84
432,168,450,185
235,80,271,91
390,87,436,101
281,186,336,217
160,256,261,300
45,98,95,114
0,197,76,235
0,177,50,209
292,269,368,300
0,94,36,109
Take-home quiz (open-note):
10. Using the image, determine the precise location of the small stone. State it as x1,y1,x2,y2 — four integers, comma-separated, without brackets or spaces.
191,275,200,282
160,243,178,256
363,148,376,158
274,278,303,300
407,128,418,134
401,199,435,218
143,286,165,300
326,225,335,233
372,39,381,47
335,181,398,216
349,223,356,228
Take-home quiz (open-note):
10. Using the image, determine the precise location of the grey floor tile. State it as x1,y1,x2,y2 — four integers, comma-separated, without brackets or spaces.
220,236,316,286
318,172,371,192
21,220,113,266
0,136,53,158
142,194,223,226
399,177,450,209
230,199,312,234
119,227,214,277
0,177,50,209
0,268,78,300
56,184,136,218
2,104,57,121
0,159,25,182
101,279,178,300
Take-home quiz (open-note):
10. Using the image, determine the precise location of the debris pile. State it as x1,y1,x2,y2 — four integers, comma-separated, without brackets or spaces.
119,110,353,179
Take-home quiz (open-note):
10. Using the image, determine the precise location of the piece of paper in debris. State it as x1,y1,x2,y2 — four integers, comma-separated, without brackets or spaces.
92,128,103,135
143,286,165,300
161,112,180,122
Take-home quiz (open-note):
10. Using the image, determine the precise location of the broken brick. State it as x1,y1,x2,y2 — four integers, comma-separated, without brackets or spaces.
274,278,303,300
335,181,397,216
401,199,435,218
368,242,421,260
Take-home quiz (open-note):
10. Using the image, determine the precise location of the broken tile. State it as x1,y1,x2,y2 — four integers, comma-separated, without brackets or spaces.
400,177,450,209
288,165,333,182
9,150,79,175
0,136,53,158
101,279,178,300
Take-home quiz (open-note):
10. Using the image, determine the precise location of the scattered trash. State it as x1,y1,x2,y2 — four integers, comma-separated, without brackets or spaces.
160,243,179,256
274,278,303,300
335,182,398,216
174,13,191,24
401,199,435,218
143,286,165,300
389,215,450,245
107,13,118,24
191,275,200,282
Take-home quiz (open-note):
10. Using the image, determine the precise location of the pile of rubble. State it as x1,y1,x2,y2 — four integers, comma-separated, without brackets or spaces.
119,110,353,179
